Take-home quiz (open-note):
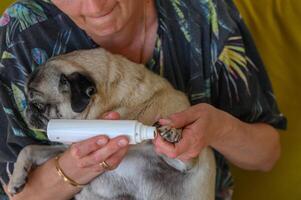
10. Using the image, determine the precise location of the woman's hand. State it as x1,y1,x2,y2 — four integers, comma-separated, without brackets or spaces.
153,103,280,171
153,103,231,161
58,112,130,185
6,112,131,200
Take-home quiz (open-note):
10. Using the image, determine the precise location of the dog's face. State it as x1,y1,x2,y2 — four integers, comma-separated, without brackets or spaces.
24,48,165,130
25,59,97,130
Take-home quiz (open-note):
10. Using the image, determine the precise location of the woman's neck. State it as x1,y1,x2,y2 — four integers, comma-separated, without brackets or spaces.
87,0,158,64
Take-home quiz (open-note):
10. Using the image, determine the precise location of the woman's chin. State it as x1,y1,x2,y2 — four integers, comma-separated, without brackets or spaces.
86,23,123,38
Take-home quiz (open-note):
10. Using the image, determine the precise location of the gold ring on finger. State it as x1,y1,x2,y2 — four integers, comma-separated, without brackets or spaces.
99,161,111,170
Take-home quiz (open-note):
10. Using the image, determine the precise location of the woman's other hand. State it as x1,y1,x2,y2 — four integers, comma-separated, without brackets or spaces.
153,103,230,161
153,103,280,171
57,111,130,185
6,112,131,200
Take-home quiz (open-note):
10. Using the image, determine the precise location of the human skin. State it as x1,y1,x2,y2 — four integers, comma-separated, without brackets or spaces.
52,0,158,63
6,112,130,200
153,104,280,171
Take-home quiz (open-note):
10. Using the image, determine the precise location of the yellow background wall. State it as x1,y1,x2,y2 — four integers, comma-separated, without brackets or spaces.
232,0,301,199
0,0,12,13
1,1,300,200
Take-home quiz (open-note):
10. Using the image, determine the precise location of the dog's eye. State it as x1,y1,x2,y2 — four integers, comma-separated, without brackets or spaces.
86,87,96,97
60,74,69,86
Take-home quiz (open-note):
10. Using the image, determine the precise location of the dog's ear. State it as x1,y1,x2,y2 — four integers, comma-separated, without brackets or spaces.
66,72,96,113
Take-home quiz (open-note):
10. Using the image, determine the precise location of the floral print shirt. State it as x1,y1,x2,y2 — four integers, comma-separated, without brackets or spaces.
0,0,286,199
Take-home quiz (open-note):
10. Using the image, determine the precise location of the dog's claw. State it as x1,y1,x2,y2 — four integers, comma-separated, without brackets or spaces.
154,122,182,143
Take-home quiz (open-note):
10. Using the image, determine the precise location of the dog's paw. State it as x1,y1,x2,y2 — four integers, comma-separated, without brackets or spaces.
7,178,27,196
154,122,182,143
7,163,32,196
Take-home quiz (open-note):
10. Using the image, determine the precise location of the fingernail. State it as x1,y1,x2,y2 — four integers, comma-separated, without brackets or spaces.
103,112,117,119
118,139,128,147
159,118,172,125
97,138,108,146
102,112,110,118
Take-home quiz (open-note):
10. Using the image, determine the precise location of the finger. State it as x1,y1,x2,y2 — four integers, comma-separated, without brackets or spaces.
153,135,179,158
77,136,129,168
173,132,192,156
155,137,200,161
159,106,200,129
176,153,192,161
70,135,109,159
154,129,194,159
176,151,200,161
101,111,120,120
92,145,129,172
176,130,204,161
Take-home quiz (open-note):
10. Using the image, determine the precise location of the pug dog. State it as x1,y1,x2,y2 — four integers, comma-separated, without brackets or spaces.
7,48,216,200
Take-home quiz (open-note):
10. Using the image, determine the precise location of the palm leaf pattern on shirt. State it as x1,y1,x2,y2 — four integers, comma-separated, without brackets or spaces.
171,0,222,41
52,30,72,57
217,36,258,100
9,82,47,140
0,12,10,27
12,127,27,137
207,0,219,38
31,129,48,141
190,79,211,101
171,0,191,42
31,48,48,65
5,1,47,31
1,50,28,82
2,106,13,115
11,83,27,119
1,51,15,60
3,1,47,48
199,0,232,38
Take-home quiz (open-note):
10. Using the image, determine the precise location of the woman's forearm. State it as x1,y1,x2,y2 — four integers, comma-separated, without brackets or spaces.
6,157,81,200
155,104,281,172
212,116,281,171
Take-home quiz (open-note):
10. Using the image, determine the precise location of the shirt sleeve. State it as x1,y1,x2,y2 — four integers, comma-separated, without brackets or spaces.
211,0,287,129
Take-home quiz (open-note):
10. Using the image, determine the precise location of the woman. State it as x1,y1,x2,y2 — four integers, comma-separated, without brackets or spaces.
0,0,286,199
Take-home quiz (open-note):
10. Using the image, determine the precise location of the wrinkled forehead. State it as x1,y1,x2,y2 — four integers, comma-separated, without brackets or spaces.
45,59,86,75
26,65,60,91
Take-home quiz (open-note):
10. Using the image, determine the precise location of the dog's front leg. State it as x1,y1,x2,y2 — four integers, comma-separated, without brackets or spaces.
8,144,67,196
154,122,197,172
